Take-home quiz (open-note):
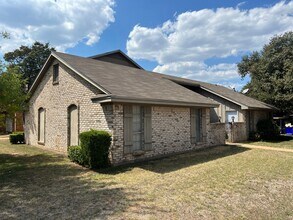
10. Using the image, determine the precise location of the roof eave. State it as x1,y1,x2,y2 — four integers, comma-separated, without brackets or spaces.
199,86,249,109
247,106,279,111
28,54,54,94
92,95,219,108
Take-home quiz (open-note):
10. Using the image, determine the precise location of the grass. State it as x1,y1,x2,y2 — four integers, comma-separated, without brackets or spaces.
0,139,293,219
248,135,293,149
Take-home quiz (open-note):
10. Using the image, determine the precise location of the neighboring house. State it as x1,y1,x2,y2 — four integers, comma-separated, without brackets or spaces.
0,112,24,134
24,50,274,165
154,74,277,142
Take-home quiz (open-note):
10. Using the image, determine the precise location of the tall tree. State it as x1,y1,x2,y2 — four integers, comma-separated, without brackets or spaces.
238,32,293,114
4,42,55,88
0,66,28,116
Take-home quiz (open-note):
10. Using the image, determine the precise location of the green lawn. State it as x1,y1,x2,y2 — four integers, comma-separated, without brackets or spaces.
248,136,293,149
0,139,292,219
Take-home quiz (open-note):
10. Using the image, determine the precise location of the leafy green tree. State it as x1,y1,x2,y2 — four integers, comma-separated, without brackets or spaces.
4,42,55,88
238,32,293,114
1,31,10,39
0,66,29,116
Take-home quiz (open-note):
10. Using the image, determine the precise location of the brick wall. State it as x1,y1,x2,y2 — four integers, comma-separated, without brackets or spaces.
209,122,226,145
110,105,225,165
24,59,112,152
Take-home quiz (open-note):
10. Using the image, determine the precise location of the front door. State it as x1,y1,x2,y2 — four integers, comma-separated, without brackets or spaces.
68,105,78,146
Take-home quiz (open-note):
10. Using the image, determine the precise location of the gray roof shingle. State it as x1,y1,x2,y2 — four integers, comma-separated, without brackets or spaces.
53,52,218,107
155,73,276,110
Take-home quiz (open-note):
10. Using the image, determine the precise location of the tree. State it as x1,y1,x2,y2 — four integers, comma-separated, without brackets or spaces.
1,31,10,39
4,42,55,88
0,31,10,51
0,66,29,116
238,32,293,114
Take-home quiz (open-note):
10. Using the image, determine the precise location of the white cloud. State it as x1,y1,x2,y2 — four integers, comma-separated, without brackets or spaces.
0,0,115,53
154,62,238,83
127,1,293,84
127,25,169,61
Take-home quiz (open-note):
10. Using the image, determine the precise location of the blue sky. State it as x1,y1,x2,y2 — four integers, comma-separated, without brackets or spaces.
0,0,292,90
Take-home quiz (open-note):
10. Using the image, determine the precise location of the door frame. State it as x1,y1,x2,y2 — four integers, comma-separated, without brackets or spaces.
67,104,80,146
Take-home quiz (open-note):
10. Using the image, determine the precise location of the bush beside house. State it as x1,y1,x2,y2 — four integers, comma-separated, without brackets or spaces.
68,130,111,169
249,119,280,141
9,132,25,144
68,146,85,165
257,119,280,140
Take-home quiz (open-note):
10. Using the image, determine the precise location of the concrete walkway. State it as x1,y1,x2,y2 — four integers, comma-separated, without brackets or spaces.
0,135,9,140
226,142,293,153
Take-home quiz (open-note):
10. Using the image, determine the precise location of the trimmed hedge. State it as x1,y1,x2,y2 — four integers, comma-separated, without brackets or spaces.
68,146,85,165
256,119,279,140
79,130,111,169
9,132,25,144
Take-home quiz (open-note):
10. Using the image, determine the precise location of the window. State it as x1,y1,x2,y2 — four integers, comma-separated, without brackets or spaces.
68,105,79,146
132,105,143,151
191,108,202,143
38,108,45,143
53,64,59,84
123,105,152,154
226,111,238,123
210,107,220,123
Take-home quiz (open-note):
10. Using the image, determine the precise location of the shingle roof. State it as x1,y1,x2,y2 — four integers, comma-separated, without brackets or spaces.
155,73,276,110
50,52,218,107
30,50,275,110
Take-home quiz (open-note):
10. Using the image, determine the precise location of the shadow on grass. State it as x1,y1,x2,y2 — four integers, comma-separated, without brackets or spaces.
246,135,293,144
101,145,249,175
0,153,137,219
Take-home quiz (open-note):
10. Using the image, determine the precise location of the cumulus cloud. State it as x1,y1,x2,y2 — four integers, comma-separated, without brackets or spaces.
0,0,115,53
127,1,293,84
154,62,238,83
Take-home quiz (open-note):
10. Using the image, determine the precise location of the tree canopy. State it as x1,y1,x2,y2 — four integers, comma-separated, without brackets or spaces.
238,32,293,114
0,66,28,116
0,31,10,39
4,42,55,88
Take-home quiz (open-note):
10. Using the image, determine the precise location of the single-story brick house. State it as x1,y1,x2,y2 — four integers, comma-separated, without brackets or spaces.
24,50,274,165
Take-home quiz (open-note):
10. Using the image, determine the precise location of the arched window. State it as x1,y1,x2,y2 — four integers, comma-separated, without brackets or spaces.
68,105,79,146
38,108,45,143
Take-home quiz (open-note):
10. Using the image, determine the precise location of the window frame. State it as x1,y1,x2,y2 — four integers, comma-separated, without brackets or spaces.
132,105,144,151
53,64,59,84
123,104,152,154
191,108,202,144
38,107,45,145
67,104,79,147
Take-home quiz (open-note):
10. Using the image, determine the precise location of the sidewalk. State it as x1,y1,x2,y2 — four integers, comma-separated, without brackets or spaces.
0,135,9,140
226,142,293,153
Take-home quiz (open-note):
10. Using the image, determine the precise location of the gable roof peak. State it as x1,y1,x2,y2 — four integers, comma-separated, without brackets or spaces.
88,49,143,70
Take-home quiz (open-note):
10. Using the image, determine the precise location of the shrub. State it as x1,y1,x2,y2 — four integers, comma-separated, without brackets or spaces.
256,119,280,140
68,146,85,165
79,129,111,169
9,132,25,144
248,131,261,141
